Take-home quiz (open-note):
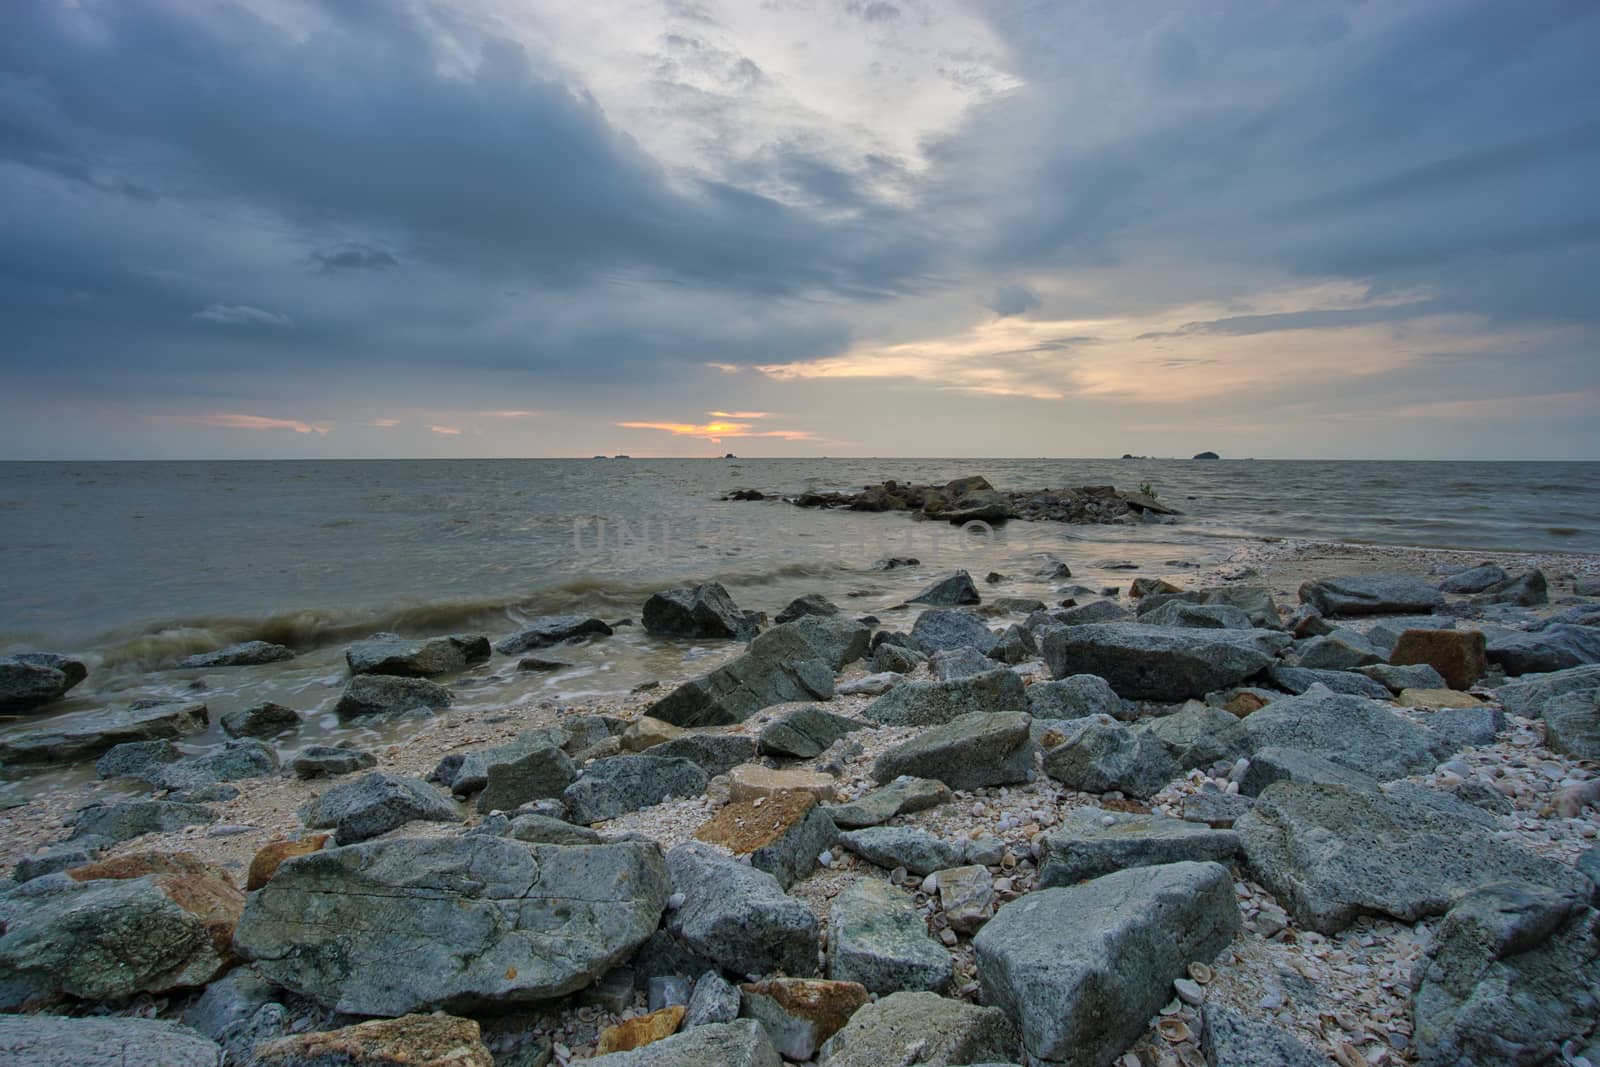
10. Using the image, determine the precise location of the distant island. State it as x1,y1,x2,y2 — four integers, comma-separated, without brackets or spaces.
1193,451,1220,460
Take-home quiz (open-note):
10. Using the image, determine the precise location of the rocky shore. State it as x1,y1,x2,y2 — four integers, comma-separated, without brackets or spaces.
724,474,1181,525
1,540,1599,1066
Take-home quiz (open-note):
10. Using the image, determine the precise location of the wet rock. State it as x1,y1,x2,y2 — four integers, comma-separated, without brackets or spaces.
776,593,841,624
586,1018,781,1066
816,991,1018,1067
1545,689,1600,760
1041,623,1288,701
345,633,490,677
1025,674,1121,720
477,745,578,813
333,675,451,719
1488,624,1600,676
1438,563,1510,594
220,701,302,739
756,703,865,759
1268,664,1394,699
873,556,921,571
1356,662,1448,693
1241,685,1445,779
861,669,1027,727
290,744,376,779
1494,664,1600,717
644,583,757,640
908,571,981,606
827,878,952,994
176,641,295,668
1239,745,1380,797
1140,702,1253,769
694,791,837,889
299,772,462,845
974,861,1239,1067
70,799,216,844
685,970,741,1027
1237,782,1587,934
990,595,1047,615
910,610,998,655
564,755,707,825
643,734,758,779
740,977,870,1060
0,653,88,712
664,842,819,977
1038,808,1241,886
873,711,1035,791
1391,629,1489,689
823,777,951,829
495,615,614,655
237,836,669,1014
0,701,209,768
1041,719,1180,798
1299,574,1445,617
0,1015,224,1067
839,826,966,875
1202,1005,1328,1067
1473,569,1549,607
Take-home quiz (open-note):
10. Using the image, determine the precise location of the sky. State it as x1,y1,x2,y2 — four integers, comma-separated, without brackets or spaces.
0,0,1596,460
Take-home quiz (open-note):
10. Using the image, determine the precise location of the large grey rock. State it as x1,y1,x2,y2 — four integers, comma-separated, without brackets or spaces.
1294,630,1383,670
974,861,1239,1067
70,799,216,843
11,845,95,883
1239,746,1379,797
1473,569,1549,607
1137,586,1283,629
823,777,951,829
587,1019,781,1067
1422,704,1506,750
333,675,451,719
1489,624,1600,676
1494,664,1600,718
827,879,951,994
1438,564,1510,594
1241,686,1445,780
1267,664,1394,699
908,571,980,606
685,970,741,1027
757,704,865,759
987,624,1037,665
300,772,462,845
930,646,998,680
0,701,209,767
1236,782,1588,934
664,842,819,977
839,826,966,875
499,812,605,845
563,755,707,824
176,641,294,668
1138,600,1253,630
1357,662,1448,693
873,712,1034,791
0,1015,224,1067
219,701,302,738
1041,624,1288,701
818,991,1018,1067
1041,719,1179,799
290,744,376,779
0,653,88,711
643,582,756,640
1545,689,1600,760
345,633,490,677
1299,574,1445,617
180,965,287,1062
1038,808,1241,887
1140,702,1252,769
1202,1005,1328,1067
98,739,278,790
861,669,1026,727
496,615,614,655
477,745,578,813
1411,881,1600,1067
432,729,569,795
1026,674,1120,720
776,593,841,624
871,642,926,675
1055,600,1132,626
910,610,997,654
643,733,758,778
236,835,668,1015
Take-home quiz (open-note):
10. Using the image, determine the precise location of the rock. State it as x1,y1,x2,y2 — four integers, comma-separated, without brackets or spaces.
246,835,330,890
827,879,952,994
757,704,865,758
300,772,462,845
1390,629,1489,689
664,842,819,977
1494,664,1600,717
1489,624,1600,675
1238,745,1380,797
643,734,758,778
1201,1005,1329,1067
100,739,278,790
839,826,966,875
861,669,1026,727
0,653,88,712
931,646,1000,680
236,836,668,1014
908,571,981,607
0,853,242,1006
910,610,998,655
503,813,606,846
1237,782,1587,934
518,656,570,671
776,594,841,625
1138,587,1283,629
597,1007,686,1056
1182,791,1255,829
740,978,870,1060
873,556,921,571
823,778,951,829
873,711,1035,791
586,1019,781,1067
621,717,685,751
345,633,490,677
71,799,217,844
176,641,295,668
991,596,1047,614
836,672,901,696
871,643,926,674
1024,674,1120,720
694,791,837,889
936,864,995,933
1041,623,1288,701
220,701,302,739
1268,664,1394,699
816,991,1018,1067
1294,629,1383,669
644,583,756,640
1473,569,1549,607
1138,600,1253,629
1545,689,1600,760
728,763,838,803
253,1013,493,1066
477,745,578,813
1356,662,1448,693
1054,600,1132,626
1438,563,1510,594
433,729,568,794
0,1015,224,1067
974,861,1239,1067
1140,702,1253,769
291,744,377,779
496,615,614,655
1038,809,1241,886
564,756,707,824
12,845,95,884
0,701,209,768
1299,574,1445,617
685,971,741,1027
1414,705,1502,751
334,675,451,719
1128,577,1182,599
1410,880,1599,1067
1041,719,1180,799
987,625,1037,665
1241,686,1444,780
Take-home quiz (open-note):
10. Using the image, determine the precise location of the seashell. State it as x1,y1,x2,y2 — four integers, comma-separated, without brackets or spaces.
1331,1043,1366,1067
1177,1046,1207,1067
1187,961,1213,985
999,851,1018,871
1157,1017,1192,1043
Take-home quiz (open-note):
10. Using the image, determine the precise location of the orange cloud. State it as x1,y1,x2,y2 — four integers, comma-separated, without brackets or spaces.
367,418,401,428
708,410,771,419
617,419,819,443
469,410,540,418
429,424,463,436
160,413,331,434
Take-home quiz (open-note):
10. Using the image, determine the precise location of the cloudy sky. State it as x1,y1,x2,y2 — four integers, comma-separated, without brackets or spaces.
1,0,1596,460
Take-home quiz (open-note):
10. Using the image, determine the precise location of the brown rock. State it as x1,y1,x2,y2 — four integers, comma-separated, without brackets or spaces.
1389,629,1487,690
1129,578,1182,599
595,1005,685,1055
695,791,817,854
621,717,685,752
67,851,244,972
253,1013,492,1067
247,835,331,891
727,764,838,803
1223,692,1269,718
1397,688,1485,709
740,977,871,1060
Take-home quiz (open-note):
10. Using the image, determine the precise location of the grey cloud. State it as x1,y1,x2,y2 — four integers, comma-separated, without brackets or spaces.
192,304,293,327
987,283,1040,317
846,2,901,23
311,244,401,273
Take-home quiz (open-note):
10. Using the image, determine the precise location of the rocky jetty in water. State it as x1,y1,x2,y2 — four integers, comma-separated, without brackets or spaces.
0,545,1597,1066
725,474,1180,525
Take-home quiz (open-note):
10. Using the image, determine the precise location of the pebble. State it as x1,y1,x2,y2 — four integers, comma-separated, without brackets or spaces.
1173,978,1203,1005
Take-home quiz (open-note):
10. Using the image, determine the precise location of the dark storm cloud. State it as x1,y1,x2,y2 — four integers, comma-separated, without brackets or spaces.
310,244,401,273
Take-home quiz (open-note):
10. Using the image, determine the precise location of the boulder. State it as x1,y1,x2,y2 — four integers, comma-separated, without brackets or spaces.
247,836,330,889
1268,664,1393,699
1473,569,1549,607
1025,674,1121,720
586,1019,781,1067
1495,664,1600,718
70,799,217,844
1489,624,1600,676
432,729,569,794
1294,630,1383,670
936,864,995,933
176,641,295,668
1037,809,1240,886
300,772,462,845
1236,782,1587,934
643,734,758,778
816,991,1018,1067
1545,689,1600,760
871,643,926,674
0,1015,224,1067
1054,600,1132,626
495,615,614,655
861,669,1027,727
0,652,88,711
1041,719,1180,798
987,624,1037,665
1241,686,1444,780
1138,600,1253,630
291,744,376,779
694,791,836,889
838,826,966,875
476,745,578,813
334,675,451,719
596,1006,685,1056
827,879,952,994
931,646,999,680
664,842,819,977
823,778,951,829
345,633,490,677
0,701,209,767
910,610,997,655
908,571,980,606
564,756,708,824
1438,563,1510,594
727,763,837,803
219,701,302,738
1239,746,1379,797
873,712,1034,791
685,971,741,1027
1419,704,1505,749
775,594,841,624
739,978,870,1060
1140,702,1253,769
1202,1005,1329,1067
990,596,1047,615
1299,574,1445,617
1356,662,1448,693
1182,790,1255,829
100,739,278,790
756,704,865,759
643,583,756,640
252,1013,492,1067
1390,629,1489,690
1041,624,1287,701
235,836,669,1014
1138,587,1283,629
974,861,1239,1067
501,813,605,846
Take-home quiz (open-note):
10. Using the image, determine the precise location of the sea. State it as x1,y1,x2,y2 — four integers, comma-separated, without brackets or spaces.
2,458,1596,801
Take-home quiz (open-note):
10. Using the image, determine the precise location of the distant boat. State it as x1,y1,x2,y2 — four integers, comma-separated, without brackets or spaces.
724,453,737,459
592,455,606,459
613,454,630,459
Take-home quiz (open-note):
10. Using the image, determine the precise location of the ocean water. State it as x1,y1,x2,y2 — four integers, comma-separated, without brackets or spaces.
1,458,1595,799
